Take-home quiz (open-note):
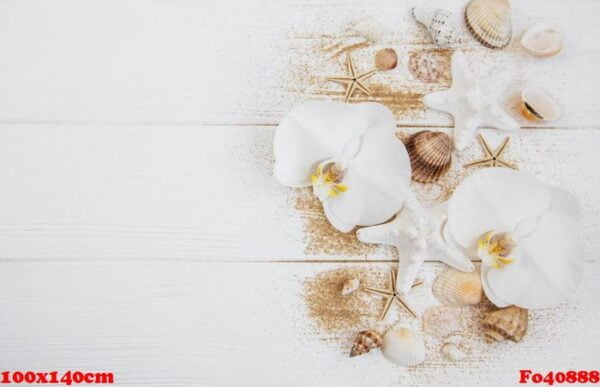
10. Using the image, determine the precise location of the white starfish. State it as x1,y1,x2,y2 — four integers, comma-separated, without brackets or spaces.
423,50,519,151
357,201,474,295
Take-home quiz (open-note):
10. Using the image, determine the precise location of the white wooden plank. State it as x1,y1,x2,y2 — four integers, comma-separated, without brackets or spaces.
0,0,598,127
1,124,598,262
0,261,598,386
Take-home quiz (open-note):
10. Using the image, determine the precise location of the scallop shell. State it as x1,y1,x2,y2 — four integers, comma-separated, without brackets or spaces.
375,48,398,71
432,268,482,306
406,131,452,184
482,305,528,343
465,0,512,49
423,306,461,337
349,330,383,357
381,327,426,366
441,343,465,362
412,7,459,47
521,23,563,57
341,277,360,296
520,86,561,122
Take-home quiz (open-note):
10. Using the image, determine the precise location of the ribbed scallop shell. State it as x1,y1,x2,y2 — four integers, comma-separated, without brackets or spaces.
433,268,482,306
381,327,426,366
465,0,512,49
482,305,528,343
406,131,452,183
412,8,458,47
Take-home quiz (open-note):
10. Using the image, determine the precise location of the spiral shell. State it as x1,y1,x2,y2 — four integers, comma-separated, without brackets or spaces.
432,268,482,306
465,0,512,49
406,131,452,184
349,330,383,357
381,327,426,366
482,305,528,343
412,7,459,47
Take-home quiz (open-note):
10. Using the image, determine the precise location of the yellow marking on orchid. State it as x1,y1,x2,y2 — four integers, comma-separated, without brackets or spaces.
311,163,348,199
477,230,515,269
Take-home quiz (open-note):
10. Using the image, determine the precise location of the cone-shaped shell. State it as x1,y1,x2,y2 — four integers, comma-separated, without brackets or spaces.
482,305,528,343
349,330,383,357
381,327,426,366
412,7,459,47
465,0,512,49
406,131,452,184
433,267,482,306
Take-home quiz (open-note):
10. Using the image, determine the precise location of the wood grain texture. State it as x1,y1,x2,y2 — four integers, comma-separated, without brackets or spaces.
0,124,598,262
0,261,598,386
0,0,598,127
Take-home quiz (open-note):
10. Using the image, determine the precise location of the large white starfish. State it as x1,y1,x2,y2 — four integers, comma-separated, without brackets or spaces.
423,51,519,151
357,201,474,295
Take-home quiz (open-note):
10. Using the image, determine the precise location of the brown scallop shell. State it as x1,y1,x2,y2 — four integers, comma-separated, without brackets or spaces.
405,131,452,183
465,0,512,49
349,330,383,357
375,48,398,71
482,305,528,343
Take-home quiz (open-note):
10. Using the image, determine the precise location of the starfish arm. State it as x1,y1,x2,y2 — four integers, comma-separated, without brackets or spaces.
346,54,356,78
478,134,494,157
493,136,510,157
431,241,475,272
496,158,518,170
356,215,401,246
396,250,426,295
363,287,393,297
464,157,494,168
379,296,394,320
326,76,353,83
423,90,453,114
357,69,378,81
481,104,520,132
393,296,417,318
354,80,372,96
453,113,479,151
343,82,356,103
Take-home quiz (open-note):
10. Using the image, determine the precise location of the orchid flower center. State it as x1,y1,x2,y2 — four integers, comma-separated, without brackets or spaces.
477,230,516,269
311,161,348,200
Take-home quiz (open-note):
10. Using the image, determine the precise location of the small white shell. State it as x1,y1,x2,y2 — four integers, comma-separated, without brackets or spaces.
381,327,426,366
348,16,388,42
521,23,563,57
432,268,482,306
441,343,465,362
412,7,458,47
520,86,562,122
423,306,461,337
341,278,360,296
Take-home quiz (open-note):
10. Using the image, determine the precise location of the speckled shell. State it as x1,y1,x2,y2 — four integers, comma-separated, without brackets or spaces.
349,330,383,357
433,267,482,306
465,0,512,49
482,305,528,343
412,7,459,47
381,327,426,366
406,131,452,184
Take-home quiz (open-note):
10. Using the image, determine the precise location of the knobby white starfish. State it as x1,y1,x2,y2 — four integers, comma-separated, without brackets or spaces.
357,200,474,295
423,51,519,151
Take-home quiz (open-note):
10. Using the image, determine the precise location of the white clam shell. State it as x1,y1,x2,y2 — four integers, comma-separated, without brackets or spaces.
521,86,562,122
273,101,411,232
412,7,458,47
381,327,426,366
521,22,563,57
447,168,584,309
441,343,465,362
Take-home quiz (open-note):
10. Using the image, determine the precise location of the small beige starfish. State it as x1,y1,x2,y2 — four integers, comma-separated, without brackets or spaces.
326,53,377,103
363,269,423,320
464,134,517,169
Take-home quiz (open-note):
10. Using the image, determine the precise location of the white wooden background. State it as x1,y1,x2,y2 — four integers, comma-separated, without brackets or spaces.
0,0,599,385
